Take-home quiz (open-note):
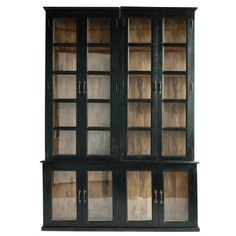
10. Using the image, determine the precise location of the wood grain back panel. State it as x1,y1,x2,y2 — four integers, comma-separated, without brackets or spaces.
164,47,186,71
128,103,151,127
163,103,186,128
128,130,151,155
53,18,76,43
129,18,152,43
163,171,188,221
163,75,186,99
164,18,186,43
87,18,111,43
53,130,76,155
129,47,151,71
127,171,152,221
87,47,111,71
53,47,76,71
128,75,151,99
53,75,76,99
162,131,186,156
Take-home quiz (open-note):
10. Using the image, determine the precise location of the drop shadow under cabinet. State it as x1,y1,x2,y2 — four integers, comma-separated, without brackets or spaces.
42,7,199,231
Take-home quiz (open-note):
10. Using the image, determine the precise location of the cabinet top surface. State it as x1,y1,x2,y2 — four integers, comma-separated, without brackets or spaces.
43,6,197,12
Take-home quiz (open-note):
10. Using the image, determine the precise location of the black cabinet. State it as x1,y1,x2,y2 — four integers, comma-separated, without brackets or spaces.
42,7,199,231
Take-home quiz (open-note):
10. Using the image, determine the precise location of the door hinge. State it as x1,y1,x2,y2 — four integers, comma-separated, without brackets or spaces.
47,81,49,90
47,18,50,27
116,18,118,28
123,18,125,27
119,8,121,18
190,19,193,28
190,83,194,91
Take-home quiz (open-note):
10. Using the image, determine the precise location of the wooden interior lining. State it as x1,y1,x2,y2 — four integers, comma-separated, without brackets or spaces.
129,47,151,71
163,75,186,99
88,171,113,221
164,47,186,71
127,171,152,221
87,75,110,99
87,17,111,43
52,171,77,221
87,131,110,155
163,103,186,128
129,18,152,43
128,130,151,155
162,131,186,156
164,18,186,43
128,75,151,99
87,47,111,71
163,171,188,221
53,130,76,155
128,102,151,127
53,47,76,71
53,103,76,127
53,75,76,99
87,103,110,127
54,18,76,43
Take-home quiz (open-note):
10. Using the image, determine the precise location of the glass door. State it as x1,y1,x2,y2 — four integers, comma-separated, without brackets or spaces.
123,168,158,227
123,14,157,160
86,17,112,158
82,169,119,226
43,165,83,227
50,16,81,158
159,165,197,227
161,18,189,160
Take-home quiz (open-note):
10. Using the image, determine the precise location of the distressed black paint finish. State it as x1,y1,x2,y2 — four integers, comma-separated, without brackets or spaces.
43,7,198,231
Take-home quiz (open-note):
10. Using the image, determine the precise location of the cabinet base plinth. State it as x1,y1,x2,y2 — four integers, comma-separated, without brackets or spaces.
42,226,200,232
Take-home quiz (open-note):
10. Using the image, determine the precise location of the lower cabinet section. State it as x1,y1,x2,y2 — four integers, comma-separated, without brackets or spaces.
42,162,199,231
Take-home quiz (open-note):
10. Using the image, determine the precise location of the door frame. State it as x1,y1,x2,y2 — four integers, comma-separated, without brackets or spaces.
158,163,198,228
82,164,121,227
42,162,83,227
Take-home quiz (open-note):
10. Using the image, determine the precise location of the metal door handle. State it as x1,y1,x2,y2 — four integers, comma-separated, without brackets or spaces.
78,189,81,203
154,190,158,204
154,81,158,93
83,81,86,94
160,190,164,204
158,81,162,94
78,81,81,94
83,190,86,203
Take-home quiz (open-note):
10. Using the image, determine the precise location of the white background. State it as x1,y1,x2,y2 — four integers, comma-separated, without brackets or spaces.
0,0,236,235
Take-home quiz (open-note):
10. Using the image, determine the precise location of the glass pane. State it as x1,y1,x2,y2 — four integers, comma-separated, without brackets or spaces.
87,103,110,127
164,19,186,43
53,130,76,155
53,18,76,43
128,103,151,127
87,131,110,155
163,103,186,128
128,130,151,155
88,171,112,221
53,103,76,127
87,75,110,99
53,75,76,99
128,75,151,99
53,47,76,71
163,75,186,99
129,47,151,71
52,171,77,220
162,131,186,156
129,18,152,43
87,47,110,71
127,171,152,221
88,18,111,43
164,47,186,71
164,171,188,221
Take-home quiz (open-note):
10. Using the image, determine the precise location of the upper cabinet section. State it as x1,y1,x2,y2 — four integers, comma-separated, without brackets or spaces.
45,7,196,161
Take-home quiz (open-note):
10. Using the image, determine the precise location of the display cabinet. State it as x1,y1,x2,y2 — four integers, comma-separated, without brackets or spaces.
42,7,199,231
